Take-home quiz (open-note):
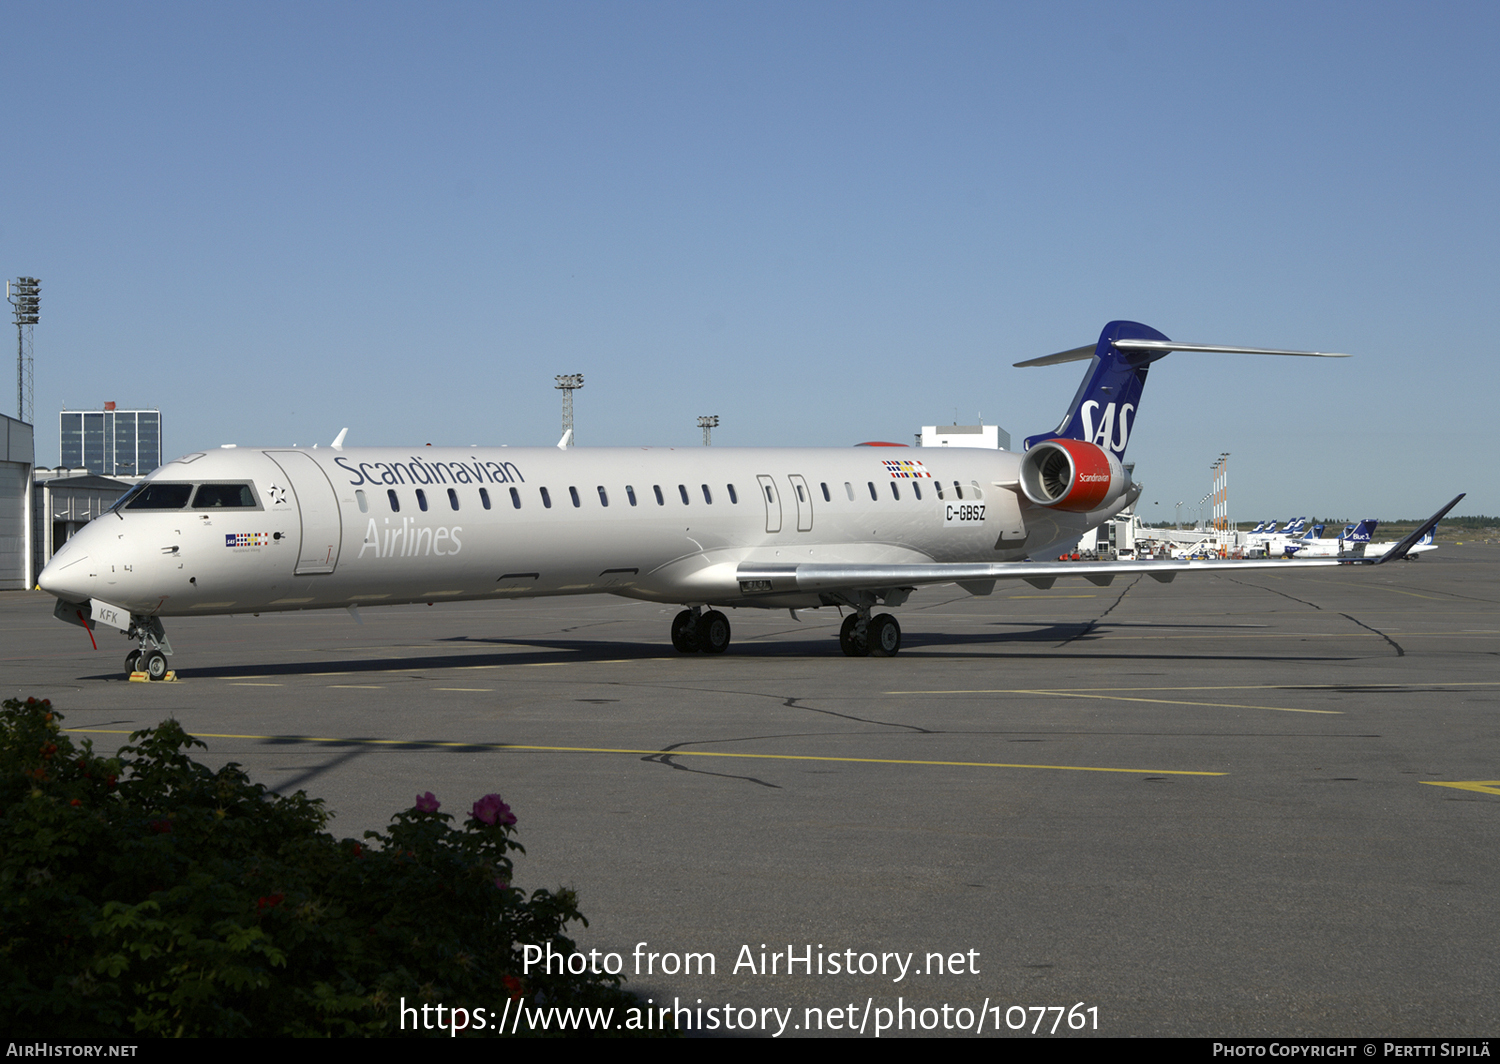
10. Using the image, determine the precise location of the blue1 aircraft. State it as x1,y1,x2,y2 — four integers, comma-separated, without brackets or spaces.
37,320,1463,679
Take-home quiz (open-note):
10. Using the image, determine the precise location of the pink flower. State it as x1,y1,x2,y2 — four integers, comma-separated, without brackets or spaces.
494,877,511,890
471,794,516,826
415,792,441,813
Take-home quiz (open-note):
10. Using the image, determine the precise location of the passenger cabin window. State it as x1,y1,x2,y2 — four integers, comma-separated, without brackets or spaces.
953,481,962,498
934,481,944,499
569,486,581,508
479,487,491,509
701,484,712,504
890,482,900,501
125,483,193,510
868,482,878,501
416,489,429,512
727,484,737,504
447,488,460,511
820,482,830,502
796,483,806,502
508,487,519,509
356,489,368,513
540,487,552,509
764,484,774,503
598,486,609,507
388,489,400,512
845,482,854,501
193,483,255,508
912,482,922,500
626,485,638,506
678,484,690,505
653,485,664,506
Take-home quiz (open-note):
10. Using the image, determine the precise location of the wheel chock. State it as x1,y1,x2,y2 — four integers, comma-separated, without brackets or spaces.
128,670,179,683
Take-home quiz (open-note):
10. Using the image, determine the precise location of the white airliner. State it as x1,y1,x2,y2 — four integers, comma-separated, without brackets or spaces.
36,320,1462,679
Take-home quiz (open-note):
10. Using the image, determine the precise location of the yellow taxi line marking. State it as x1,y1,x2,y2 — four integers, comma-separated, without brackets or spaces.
1006,595,1097,599
228,682,284,687
886,685,1340,714
1024,691,1339,715
1422,781,1500,796
61,729,1222,776
328,685,384,689
890,681,1500,694
433,688,493,692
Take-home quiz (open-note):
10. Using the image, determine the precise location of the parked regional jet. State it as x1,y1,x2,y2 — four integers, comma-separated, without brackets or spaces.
36,320,1462,678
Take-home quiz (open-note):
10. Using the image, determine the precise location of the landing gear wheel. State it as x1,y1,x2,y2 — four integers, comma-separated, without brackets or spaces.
699,611,731,654
839,614,870,657
670,609,699,653
143,650,169,681
870,613,902,657
125,650,141,674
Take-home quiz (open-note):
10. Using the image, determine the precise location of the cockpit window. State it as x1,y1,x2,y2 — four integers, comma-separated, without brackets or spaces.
124,483,194,510
192,483,257,508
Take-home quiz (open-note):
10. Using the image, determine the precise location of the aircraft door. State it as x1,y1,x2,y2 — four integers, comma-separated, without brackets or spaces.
787,474,813,532
264,451,343,574
755,475,782,533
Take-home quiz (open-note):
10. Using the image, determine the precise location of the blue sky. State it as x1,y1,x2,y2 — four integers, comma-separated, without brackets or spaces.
5,2,1495,519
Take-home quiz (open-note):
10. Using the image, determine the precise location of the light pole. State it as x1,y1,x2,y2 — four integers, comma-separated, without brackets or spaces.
554,374,583,446
7,277,39,424
697,415,719,446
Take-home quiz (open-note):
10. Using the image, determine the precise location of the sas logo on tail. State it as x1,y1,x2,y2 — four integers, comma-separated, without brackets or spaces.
1078,401,1135,454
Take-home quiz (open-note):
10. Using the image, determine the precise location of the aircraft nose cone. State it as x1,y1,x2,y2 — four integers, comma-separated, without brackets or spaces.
38,540,95,602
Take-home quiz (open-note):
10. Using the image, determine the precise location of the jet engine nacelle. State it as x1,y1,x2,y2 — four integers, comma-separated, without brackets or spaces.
1018,438,1129,513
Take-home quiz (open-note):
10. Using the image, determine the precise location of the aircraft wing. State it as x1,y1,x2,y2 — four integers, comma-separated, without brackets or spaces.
735,494,1464,597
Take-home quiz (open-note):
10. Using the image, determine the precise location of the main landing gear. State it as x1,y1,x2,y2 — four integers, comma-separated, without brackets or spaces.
671,607,732,654
669,605,903,657
122,616,174,680
839,610,901,657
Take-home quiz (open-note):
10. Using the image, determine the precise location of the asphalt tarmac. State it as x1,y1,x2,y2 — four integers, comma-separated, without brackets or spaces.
5,545,1498,1037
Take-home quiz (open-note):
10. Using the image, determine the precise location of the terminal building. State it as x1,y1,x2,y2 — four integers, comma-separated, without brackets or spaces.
1,413,36,590
59,404,161,477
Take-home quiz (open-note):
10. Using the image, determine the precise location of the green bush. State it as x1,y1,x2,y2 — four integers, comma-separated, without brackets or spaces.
0,697,642,1036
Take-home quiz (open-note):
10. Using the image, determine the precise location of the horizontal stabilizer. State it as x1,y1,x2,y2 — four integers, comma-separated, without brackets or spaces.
1112,340,1351,358
1016,339,1350,368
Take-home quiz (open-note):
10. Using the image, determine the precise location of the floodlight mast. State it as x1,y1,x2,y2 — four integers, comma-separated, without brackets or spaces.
698,415,719,446
7,277,39,424
555,374,584,447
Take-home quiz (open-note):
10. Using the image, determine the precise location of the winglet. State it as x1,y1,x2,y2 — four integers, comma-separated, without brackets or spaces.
1360,494,1464,565
332,427,349,450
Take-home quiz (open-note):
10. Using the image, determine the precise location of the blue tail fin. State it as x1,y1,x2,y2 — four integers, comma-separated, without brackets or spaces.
1022,321,1171,459
1344,519,1377,543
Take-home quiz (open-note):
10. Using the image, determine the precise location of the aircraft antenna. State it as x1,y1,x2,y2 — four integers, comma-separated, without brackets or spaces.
7,277,39,424
698,415,718,446
555,374,583,447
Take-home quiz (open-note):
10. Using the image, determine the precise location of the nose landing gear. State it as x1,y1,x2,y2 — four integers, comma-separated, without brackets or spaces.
123,616,175,680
